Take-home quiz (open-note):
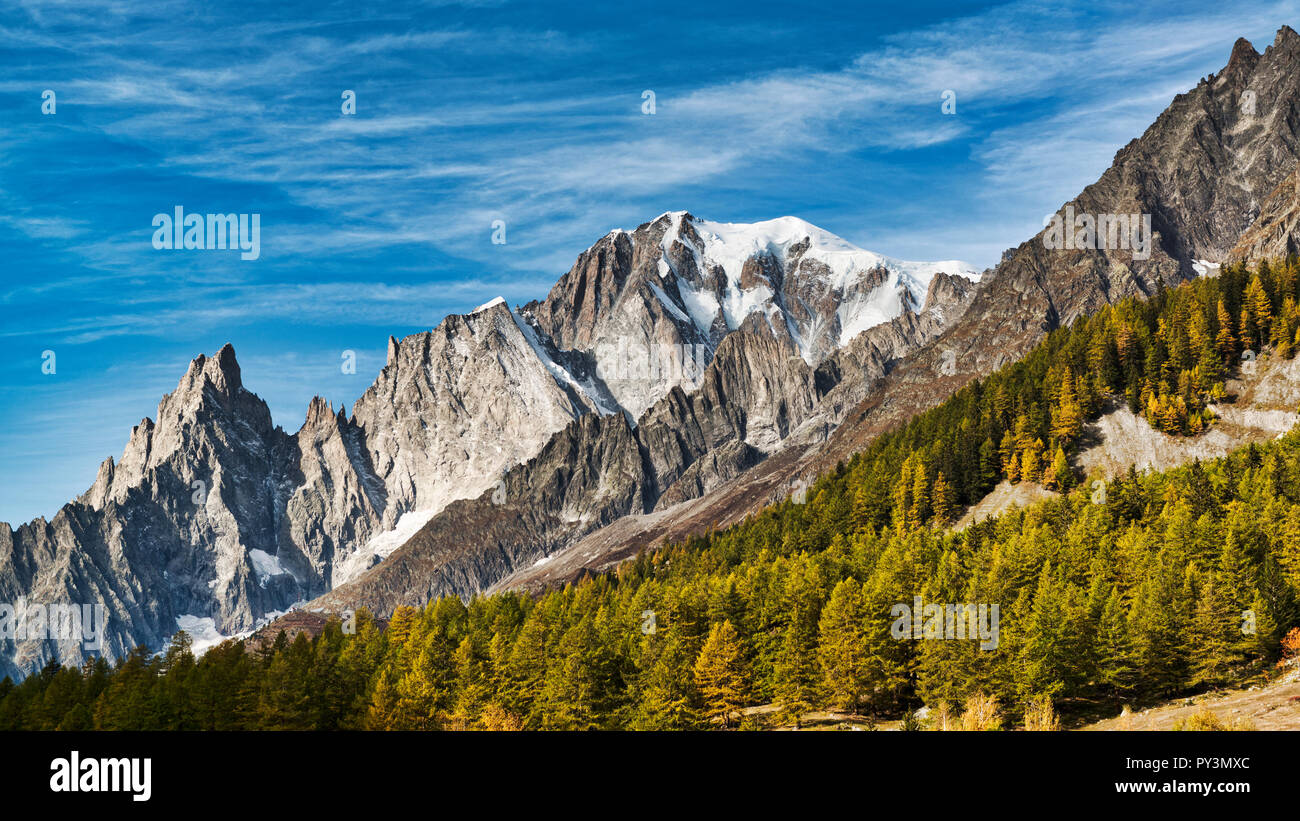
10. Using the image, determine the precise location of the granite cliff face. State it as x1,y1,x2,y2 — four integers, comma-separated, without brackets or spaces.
0,296,612,677
329,299,615,585
2,215,972,677
524,212,977,418
2,346,297,679
312,260,980,617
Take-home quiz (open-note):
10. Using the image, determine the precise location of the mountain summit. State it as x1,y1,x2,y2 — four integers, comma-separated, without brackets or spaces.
322,24,1300,606
1,215,973,678
524,211,976,417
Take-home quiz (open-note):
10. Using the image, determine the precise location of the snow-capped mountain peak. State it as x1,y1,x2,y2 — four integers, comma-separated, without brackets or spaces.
2,209,981,678
643,211,978,365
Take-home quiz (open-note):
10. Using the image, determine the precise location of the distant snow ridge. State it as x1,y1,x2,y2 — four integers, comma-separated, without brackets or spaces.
692,214,974,295
654,211,979,363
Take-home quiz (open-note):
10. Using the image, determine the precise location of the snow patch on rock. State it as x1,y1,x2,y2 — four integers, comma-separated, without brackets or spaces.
174,615,229,655
472,296,507,313
652,211,978,362
334,508,437,587
249,549,292,586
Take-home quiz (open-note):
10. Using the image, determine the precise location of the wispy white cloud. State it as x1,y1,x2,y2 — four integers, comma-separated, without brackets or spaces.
3,0,1297,524
4,277,559,344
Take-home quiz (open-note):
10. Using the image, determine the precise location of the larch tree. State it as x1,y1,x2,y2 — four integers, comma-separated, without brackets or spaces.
693,620,750,728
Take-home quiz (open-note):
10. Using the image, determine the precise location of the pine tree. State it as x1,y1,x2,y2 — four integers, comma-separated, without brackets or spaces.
977,437,1000,492
1051,372,1083,444
999,429,1016,473
1095,588,1138,704
1016,563,1073,700
632,631,701,730
259,633,314,729
1189,574,1239,687
909,458,929,529
449,636,491,729
1045,446,1071,491
1021,442,1042,483
891,456,914,534
930,472,955,525
773,564,823,722
693,621,749,728
851,481,875,533
502,614,549,725
1131,560,1192,697
1245,275,1273,352
1217,523,1259,613
816,580,871,712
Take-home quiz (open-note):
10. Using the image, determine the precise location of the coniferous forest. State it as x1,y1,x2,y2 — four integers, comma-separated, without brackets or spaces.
4,258,1300,731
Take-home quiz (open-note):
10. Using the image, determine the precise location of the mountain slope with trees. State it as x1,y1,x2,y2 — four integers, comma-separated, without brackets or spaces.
4,259,1300,730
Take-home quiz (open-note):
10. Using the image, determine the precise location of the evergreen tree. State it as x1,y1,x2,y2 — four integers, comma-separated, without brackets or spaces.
816,580,871,712
693,621,749,728
1095,588,1138,704
930,472,955,525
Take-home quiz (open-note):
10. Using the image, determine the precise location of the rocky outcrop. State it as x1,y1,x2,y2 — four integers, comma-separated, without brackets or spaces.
0,303,614,677
2,345,299,680
332,299,615,583
1231,166,1300,261
524,211,978,418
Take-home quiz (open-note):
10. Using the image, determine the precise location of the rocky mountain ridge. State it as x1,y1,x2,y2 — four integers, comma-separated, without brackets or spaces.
1,214,974,678
482,25,1300,594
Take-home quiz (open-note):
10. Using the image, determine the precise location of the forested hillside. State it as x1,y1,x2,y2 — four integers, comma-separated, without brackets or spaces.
3,258,1299,731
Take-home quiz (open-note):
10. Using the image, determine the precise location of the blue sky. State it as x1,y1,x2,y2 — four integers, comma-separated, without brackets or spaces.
1,0,1295,525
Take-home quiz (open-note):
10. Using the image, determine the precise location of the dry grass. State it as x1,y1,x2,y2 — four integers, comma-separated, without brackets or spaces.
1024,695,1062,731
960,692,1004,731
1171,707,1257,731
